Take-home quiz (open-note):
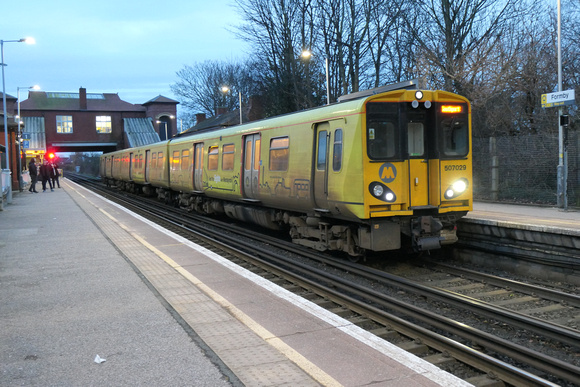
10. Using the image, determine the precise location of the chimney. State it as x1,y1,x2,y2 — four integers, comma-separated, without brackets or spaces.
195,113,206,124
248,95,265,122
79,87,87,110
216,107,227,116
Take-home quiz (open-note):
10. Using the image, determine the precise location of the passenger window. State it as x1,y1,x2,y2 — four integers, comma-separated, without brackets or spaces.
269,137,289,171
244,140,252,170
208,146,219,170
333,129,342,172
222,144,235,171
152,153,157,169
171,151,180,171
407,123,424,157
181,150,190,170
317,131,327,170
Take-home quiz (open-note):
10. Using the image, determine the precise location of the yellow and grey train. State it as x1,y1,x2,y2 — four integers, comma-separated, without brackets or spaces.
100,83,472,257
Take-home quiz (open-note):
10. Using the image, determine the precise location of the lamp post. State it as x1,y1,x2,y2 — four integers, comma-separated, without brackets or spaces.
1,37,35,203
301,50,330,105
16,85,40,191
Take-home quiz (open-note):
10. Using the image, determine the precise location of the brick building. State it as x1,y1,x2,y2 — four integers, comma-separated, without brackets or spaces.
1,87,178,191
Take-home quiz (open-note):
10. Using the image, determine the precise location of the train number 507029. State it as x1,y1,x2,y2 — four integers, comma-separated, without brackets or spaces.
444,165,467,171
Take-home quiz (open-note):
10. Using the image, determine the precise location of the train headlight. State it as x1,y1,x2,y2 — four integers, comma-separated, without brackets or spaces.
369,182,396,203
444,178,469,199
452,180,467,193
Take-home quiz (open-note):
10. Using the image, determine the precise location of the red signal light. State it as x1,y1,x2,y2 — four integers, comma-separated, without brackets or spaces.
47,152,56,160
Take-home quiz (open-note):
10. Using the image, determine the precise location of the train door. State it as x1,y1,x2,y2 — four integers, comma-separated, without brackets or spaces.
313,122,330,209
243,134,261,200
129,152,134,180
193,143,203,191
145,150,150,182
407,119,429,207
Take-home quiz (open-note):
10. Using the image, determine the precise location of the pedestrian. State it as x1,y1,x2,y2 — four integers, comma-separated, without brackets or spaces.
39,158,54,192
50,160,61,188
28,158,39,193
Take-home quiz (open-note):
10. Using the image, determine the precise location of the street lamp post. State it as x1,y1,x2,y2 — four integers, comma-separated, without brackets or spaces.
16,85,40,191
1,37,35,203
301,50,330,105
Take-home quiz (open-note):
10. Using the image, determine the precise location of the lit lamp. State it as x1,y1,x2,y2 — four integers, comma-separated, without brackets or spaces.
156,120,168,141
16,85,40,191
1,37,35,203
220,86,243,124
301,50,330,105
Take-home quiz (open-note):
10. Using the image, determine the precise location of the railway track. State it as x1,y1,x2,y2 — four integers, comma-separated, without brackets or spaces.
68,174,580,386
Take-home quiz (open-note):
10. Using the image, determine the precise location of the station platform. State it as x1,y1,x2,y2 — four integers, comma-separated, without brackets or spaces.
0,180,471,387
466,201,580,233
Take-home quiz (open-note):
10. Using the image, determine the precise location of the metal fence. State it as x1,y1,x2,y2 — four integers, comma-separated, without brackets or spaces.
472,132,579,207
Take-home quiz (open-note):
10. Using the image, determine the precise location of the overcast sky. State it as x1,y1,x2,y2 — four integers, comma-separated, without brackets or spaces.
1,0,247,108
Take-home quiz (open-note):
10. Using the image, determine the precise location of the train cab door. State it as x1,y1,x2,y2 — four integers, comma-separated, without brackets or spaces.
242,134,261,200
313,122,330,210
407,121,429,207
193,143,204,191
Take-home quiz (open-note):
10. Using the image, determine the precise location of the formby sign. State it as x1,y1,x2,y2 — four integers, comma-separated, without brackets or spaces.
541,89,575,108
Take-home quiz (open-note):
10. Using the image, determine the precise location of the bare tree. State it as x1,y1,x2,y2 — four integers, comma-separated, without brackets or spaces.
410,0,523,95
171,60,252,124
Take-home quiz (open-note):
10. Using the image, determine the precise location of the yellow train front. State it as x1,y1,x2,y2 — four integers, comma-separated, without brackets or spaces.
358,89,471,253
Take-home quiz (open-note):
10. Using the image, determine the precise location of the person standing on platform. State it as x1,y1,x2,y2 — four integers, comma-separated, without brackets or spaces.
39,158,54,192
50,160,61,188
28,158,39,193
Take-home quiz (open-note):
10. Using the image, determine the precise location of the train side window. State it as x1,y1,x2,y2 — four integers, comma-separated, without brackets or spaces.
269,137,289,171
171,151,180,171
208,146,219,170
152,152,157,169
333,129,342,172
181,150,190,170
317,131,327,170
222,144,235,171
407,123,424,157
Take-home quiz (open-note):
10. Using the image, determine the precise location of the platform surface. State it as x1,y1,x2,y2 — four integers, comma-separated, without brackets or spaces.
1,180,475,386
466,201,580,233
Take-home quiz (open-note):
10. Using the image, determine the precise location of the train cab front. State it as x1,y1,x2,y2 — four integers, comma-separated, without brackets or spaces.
363,89,472,253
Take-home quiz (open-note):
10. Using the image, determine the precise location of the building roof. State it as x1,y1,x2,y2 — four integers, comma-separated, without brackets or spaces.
143,95,179,105
124,117,160,147
20,91,146,112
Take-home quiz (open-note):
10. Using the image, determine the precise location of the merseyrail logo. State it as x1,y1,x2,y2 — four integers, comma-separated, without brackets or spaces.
379,163,397,183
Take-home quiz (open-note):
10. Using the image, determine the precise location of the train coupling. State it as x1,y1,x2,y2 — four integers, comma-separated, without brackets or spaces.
412,216,444,251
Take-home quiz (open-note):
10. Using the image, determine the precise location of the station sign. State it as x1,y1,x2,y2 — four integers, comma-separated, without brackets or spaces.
21,133,31,140
541,89,575,108
22,140,30,149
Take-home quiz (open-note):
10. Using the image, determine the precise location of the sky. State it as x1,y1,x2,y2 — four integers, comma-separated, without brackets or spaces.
1,0,248,110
